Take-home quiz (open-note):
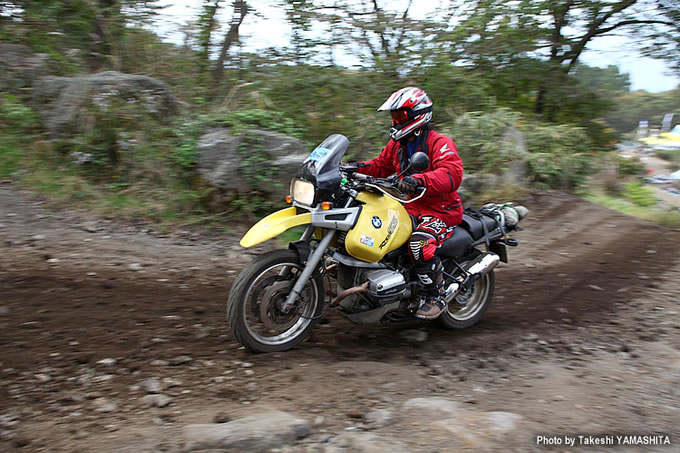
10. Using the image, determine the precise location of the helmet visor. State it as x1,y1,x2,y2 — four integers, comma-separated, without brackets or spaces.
391,109,409,126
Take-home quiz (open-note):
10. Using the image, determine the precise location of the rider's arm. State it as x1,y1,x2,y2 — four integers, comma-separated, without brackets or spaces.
356,141,397,178
417,137,463,195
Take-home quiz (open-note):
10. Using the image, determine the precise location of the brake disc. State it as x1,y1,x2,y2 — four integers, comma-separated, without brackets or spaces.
259,281,298,331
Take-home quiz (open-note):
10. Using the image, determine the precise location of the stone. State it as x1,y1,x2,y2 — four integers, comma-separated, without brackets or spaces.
330,433,410,453
182,410,309,452
434,411,523,448
93,398,118,413
402,398,460,416
363,409,392,428
196,128,308,199
143,394,172,408
32,71,180,139
96,358,118,367
142,378,162,394
0,43,49,92
128,263,144,272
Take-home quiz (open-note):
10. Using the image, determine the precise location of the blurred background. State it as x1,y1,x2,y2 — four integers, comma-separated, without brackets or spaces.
1,0,679,228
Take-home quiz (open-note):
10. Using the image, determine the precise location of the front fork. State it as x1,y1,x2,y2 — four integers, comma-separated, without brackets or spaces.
280,190,357,313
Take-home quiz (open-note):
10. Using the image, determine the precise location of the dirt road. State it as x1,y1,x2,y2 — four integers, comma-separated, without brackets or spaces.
1,184,679,452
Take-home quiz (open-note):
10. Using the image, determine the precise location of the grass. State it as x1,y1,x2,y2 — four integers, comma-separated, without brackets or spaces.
584,192,680,230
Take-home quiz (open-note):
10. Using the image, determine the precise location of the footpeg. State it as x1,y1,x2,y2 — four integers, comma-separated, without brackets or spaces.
505,238,519,247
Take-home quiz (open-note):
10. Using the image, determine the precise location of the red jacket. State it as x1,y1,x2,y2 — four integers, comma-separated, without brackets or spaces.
358,129,464,226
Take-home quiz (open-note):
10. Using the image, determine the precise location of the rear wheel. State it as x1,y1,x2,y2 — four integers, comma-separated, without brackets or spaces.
438,250,495,329
227,249,324,353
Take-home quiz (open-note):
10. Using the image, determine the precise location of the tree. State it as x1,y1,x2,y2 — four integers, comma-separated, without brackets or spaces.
197,0,223,74
214,0,249,84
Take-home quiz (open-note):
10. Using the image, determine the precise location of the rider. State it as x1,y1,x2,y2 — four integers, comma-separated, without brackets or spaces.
355,87,464,320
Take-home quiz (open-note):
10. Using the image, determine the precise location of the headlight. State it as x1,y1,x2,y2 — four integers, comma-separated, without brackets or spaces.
291,179,316,206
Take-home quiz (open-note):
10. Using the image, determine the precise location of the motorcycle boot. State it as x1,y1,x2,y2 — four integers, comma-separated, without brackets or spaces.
414,260,447,320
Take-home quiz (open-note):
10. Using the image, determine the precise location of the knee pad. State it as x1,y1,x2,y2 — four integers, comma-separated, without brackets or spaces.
409,233,438,266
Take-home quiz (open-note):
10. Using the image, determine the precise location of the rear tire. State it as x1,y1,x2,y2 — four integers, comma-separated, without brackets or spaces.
438,250,495,329
227,249,324,353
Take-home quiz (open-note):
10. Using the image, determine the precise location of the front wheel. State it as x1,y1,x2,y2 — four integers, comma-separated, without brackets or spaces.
227,249,324,353
438,251,495,329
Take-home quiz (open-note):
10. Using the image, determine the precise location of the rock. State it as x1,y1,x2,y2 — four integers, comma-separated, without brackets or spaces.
96,358,118,367
0,43,49,92
128,263,144,272
330,433,410,453
33,71,180,139
363,409,392,428
169,355,193,366
142,378,162,394
31,234,46,241
182,410,309,452
399,329,428,342
93,398,118,413
213,412,232,424
143,394,172,408
402,398,460,416
460,173,501,195
82,222,99,233
434,411,523,448
196,129,308,199
34,373,51,383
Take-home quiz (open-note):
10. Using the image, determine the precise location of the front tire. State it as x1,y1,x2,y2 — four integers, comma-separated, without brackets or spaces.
227,249,324,353
438,250,495,329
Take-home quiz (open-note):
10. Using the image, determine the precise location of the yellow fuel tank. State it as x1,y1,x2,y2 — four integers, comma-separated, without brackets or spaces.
344,191,412,263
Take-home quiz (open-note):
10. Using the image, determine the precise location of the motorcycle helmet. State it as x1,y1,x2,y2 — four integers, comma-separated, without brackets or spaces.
378,87,433,141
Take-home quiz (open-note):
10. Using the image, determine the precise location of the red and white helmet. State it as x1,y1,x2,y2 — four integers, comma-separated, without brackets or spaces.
378,87,433,141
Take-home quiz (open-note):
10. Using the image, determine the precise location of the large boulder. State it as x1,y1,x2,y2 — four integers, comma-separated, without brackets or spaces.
197,128,308,198
32,71,180,138
0,43,49,92
500,126,529,186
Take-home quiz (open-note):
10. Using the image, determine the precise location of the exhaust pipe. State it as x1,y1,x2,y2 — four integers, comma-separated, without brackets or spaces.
445,252,500,303
330,281,370,307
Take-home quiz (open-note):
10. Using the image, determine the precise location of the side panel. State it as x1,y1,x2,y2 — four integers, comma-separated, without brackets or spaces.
240,207,312,248
344,191,412,262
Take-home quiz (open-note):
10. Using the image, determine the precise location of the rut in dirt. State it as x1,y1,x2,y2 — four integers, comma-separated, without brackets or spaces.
2,191,678,371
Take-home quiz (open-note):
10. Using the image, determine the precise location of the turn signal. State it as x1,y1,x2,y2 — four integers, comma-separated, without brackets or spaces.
321,201,332,210
285,195,292,204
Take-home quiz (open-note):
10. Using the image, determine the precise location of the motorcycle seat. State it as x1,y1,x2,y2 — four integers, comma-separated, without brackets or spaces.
461,213,499,241
437,226,473,259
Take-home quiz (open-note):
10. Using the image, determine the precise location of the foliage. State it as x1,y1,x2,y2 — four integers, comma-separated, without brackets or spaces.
606,87,680,134
585,193,680,229
615,155,647,177
448,108,596,190
624,181,657,207
447,108,524,173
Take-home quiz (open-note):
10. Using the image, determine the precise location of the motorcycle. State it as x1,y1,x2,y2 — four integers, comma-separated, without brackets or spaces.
227,134,527,353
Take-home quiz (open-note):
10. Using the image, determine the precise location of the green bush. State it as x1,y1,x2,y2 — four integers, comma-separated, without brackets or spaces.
448,108,596,191
624,181,657,207
615,155,647,177
448,108,524,173
0,95,39,132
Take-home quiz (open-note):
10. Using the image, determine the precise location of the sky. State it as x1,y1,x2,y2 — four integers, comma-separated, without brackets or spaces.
157,1,680,93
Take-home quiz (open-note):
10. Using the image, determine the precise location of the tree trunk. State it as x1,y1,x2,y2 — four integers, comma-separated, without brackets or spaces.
213,0,248,85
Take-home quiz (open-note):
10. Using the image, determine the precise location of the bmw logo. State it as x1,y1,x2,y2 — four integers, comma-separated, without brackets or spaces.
371,216,383,229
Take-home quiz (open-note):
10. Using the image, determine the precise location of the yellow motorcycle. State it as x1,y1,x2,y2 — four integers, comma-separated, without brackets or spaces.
227,134,526,353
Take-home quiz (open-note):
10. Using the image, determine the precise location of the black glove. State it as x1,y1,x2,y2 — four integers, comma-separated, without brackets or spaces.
397,175,423,194
341,161,368,171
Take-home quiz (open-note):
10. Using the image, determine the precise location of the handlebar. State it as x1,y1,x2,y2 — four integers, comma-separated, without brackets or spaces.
340,167,425,204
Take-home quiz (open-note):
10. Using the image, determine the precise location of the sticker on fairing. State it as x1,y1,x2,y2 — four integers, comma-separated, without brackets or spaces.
308,146,332,162
359,234,374,247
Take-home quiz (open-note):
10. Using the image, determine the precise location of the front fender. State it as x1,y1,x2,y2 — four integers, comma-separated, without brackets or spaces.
240,207,312,248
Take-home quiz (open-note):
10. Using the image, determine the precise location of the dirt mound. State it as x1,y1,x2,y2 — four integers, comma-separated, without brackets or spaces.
1,186,679,452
